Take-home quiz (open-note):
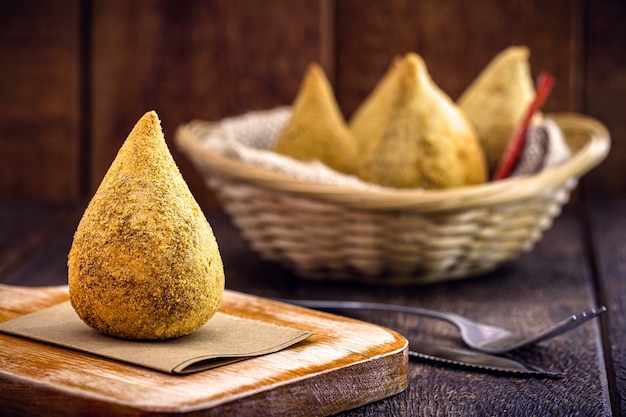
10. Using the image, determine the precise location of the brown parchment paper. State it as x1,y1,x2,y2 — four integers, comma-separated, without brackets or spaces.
0,301,313,374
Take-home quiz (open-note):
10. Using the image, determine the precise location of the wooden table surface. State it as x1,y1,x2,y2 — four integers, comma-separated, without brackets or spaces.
1,191,624,416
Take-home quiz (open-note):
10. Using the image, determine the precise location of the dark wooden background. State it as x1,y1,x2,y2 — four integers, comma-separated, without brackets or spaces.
1,0,624,208
1,2,626,415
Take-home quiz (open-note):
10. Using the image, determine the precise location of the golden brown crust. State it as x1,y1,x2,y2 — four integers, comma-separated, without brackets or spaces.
458,46,536,172
349,55,403,156
273,64,359,175
68,111,224,340
351,53,487,189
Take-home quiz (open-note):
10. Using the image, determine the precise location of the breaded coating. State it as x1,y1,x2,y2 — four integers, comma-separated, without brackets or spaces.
351,53,487,189
273,63,359,175
458,46,536,172
68,111,225,340
349,55,403,155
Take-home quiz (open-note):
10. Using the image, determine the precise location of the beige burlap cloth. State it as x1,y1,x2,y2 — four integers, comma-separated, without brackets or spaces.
195,106,570,186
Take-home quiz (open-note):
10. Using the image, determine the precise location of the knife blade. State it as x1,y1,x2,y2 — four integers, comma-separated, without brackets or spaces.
408,340,563,377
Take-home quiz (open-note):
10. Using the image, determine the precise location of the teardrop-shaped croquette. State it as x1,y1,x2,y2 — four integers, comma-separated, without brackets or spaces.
458,46,536,172
68,111,225,340
351,53,487,189
273,63,359,175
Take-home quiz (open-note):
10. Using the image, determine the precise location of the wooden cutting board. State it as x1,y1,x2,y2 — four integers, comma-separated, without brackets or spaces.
0,284,408,417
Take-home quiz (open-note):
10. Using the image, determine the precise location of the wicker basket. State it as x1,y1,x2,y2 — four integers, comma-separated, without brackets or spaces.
176,112,610,285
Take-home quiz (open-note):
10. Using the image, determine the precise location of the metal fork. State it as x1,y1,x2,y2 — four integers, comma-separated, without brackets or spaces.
275,299,606,354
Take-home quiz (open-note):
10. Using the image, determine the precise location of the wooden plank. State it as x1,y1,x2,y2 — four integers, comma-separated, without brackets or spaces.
0,201,613,415
587,194,626,416
584,0,626,193
293,204,610,416
0,201,77,282
0,285,408,417
334,0,583,118
0,1,81,202
2,0,624,207
0,285,70,322
90,0,331,210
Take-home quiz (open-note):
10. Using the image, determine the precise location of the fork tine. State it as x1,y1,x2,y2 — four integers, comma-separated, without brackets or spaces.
477,306,607,353
530,306,607,345
483,306,607,352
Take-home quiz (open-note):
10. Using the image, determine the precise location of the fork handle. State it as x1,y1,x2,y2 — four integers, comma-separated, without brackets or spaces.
272,298,460,327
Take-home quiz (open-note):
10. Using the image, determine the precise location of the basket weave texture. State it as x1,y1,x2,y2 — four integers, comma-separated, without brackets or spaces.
176,112,610,285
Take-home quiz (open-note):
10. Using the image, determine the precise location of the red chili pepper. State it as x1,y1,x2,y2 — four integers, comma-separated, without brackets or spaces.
492,72,555,180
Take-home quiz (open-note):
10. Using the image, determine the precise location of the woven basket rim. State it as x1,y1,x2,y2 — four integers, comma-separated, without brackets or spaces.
176,112,610,213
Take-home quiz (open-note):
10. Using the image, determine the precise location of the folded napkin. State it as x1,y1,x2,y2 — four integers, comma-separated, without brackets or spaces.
0,302,313,375
510,118,571,177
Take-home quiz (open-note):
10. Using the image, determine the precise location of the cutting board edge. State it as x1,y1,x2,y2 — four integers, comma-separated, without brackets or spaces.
0,284,410,416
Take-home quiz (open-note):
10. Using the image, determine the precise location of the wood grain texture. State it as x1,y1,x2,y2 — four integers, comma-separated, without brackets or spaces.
295,203,609,416
1,0,625,204
334,0,582,118
0,285,69,322
0,0,81,202
0,201,77,282
90,0,331,210
0,285,408,417
588,194,626,416
0,199,617,416
584,0,626,193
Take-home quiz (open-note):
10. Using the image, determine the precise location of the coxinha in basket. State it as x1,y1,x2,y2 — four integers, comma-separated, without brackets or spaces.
68,111,225,341
273,45,549,188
